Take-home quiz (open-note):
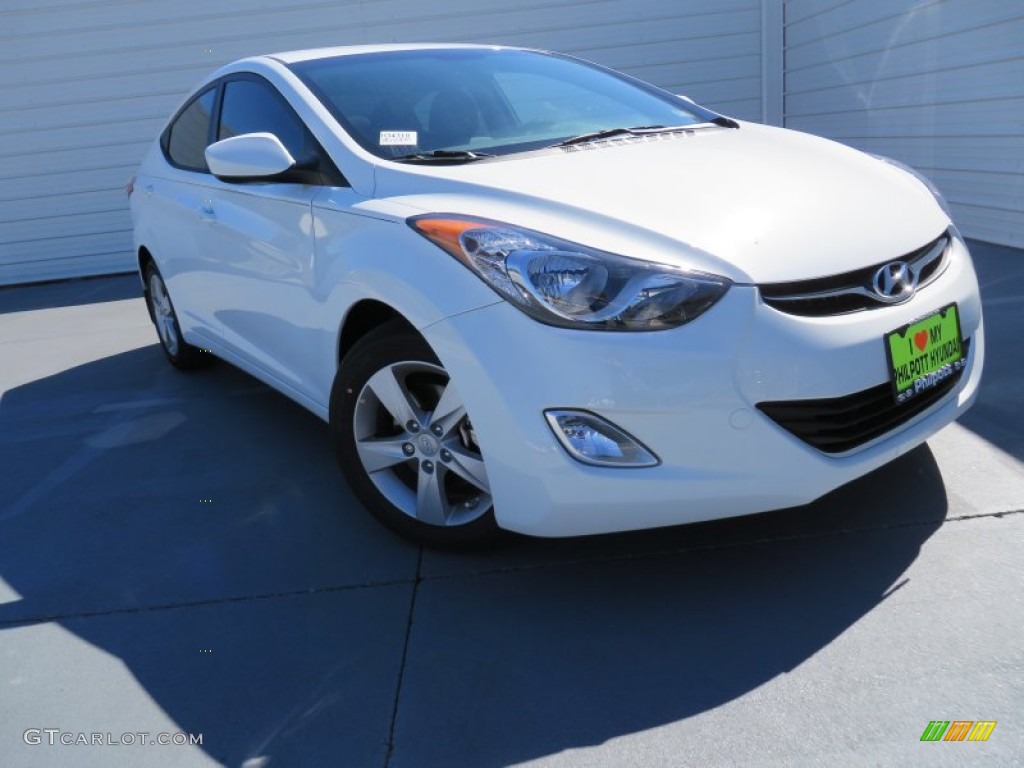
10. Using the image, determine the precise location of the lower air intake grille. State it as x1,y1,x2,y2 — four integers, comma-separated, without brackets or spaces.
756,339,969,454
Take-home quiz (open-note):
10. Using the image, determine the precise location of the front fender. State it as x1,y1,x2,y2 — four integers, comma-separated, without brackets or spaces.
309,200,501,403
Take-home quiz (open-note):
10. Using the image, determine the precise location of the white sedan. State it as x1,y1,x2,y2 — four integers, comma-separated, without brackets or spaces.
129,44,983,547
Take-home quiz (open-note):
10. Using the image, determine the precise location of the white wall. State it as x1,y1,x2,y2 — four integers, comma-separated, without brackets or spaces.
9,0,1016,286
0,0,763,285
783,0,1024,248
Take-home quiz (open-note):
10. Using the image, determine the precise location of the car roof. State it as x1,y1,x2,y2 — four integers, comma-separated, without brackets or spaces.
265,43,522,65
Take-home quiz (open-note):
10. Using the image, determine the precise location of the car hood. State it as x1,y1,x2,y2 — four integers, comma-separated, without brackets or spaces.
372,122,950,284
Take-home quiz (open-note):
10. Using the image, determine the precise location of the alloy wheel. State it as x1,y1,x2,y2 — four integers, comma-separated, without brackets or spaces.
352,361,491,527
148,272,180,357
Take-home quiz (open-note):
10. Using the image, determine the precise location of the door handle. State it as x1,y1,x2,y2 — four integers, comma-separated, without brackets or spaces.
199,204,216,220
144,184,154,195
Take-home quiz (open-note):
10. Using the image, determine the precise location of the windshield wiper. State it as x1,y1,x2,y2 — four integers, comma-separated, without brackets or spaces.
551,119,740,149
391,149,495,164
551,125,667,148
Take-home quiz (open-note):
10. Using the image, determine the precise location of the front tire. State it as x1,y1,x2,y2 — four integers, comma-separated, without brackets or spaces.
331,321,502,548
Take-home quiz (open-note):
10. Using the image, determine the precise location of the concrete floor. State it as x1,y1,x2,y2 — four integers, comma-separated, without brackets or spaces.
0,241,1022,767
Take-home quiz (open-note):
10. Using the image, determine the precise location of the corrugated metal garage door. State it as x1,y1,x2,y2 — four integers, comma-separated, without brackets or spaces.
783,0,1024,248
0,0,762,286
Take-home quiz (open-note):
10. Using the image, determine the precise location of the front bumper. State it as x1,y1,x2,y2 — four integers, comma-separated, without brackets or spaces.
422,237,984,537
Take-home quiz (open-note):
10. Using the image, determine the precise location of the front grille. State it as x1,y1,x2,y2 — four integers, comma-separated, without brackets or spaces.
760,232,950,317
756,339,969,454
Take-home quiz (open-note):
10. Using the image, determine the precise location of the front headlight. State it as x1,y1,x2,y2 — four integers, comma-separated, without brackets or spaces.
409,216,731,330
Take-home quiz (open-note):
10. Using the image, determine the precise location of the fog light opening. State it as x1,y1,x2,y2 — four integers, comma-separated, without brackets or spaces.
544,409,659,468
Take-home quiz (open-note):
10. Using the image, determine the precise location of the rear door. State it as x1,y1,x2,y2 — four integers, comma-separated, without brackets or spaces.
141,85,221,339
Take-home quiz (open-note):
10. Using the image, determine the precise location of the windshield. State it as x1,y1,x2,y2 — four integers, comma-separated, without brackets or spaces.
287,48,718,160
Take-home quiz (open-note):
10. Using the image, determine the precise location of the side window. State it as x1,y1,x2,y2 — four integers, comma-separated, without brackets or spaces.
218,79,307,159
167,88,216,171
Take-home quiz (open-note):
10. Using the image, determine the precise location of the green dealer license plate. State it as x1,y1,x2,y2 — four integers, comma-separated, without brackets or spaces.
884,303,966,404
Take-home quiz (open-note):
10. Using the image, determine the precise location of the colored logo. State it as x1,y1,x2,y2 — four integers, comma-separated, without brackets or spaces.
921,721,997,742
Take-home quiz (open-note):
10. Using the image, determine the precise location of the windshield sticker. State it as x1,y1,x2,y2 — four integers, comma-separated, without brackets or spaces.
380,131,418,146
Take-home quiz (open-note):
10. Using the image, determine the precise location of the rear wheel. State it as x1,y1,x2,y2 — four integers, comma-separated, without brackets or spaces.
143,263,211,370
331,322,502,548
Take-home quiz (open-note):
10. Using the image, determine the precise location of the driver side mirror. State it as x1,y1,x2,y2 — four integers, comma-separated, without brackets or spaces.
205,133,297,181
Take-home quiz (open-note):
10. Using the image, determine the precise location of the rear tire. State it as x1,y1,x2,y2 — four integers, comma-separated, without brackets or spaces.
331,321,503,549
143,262,212,370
